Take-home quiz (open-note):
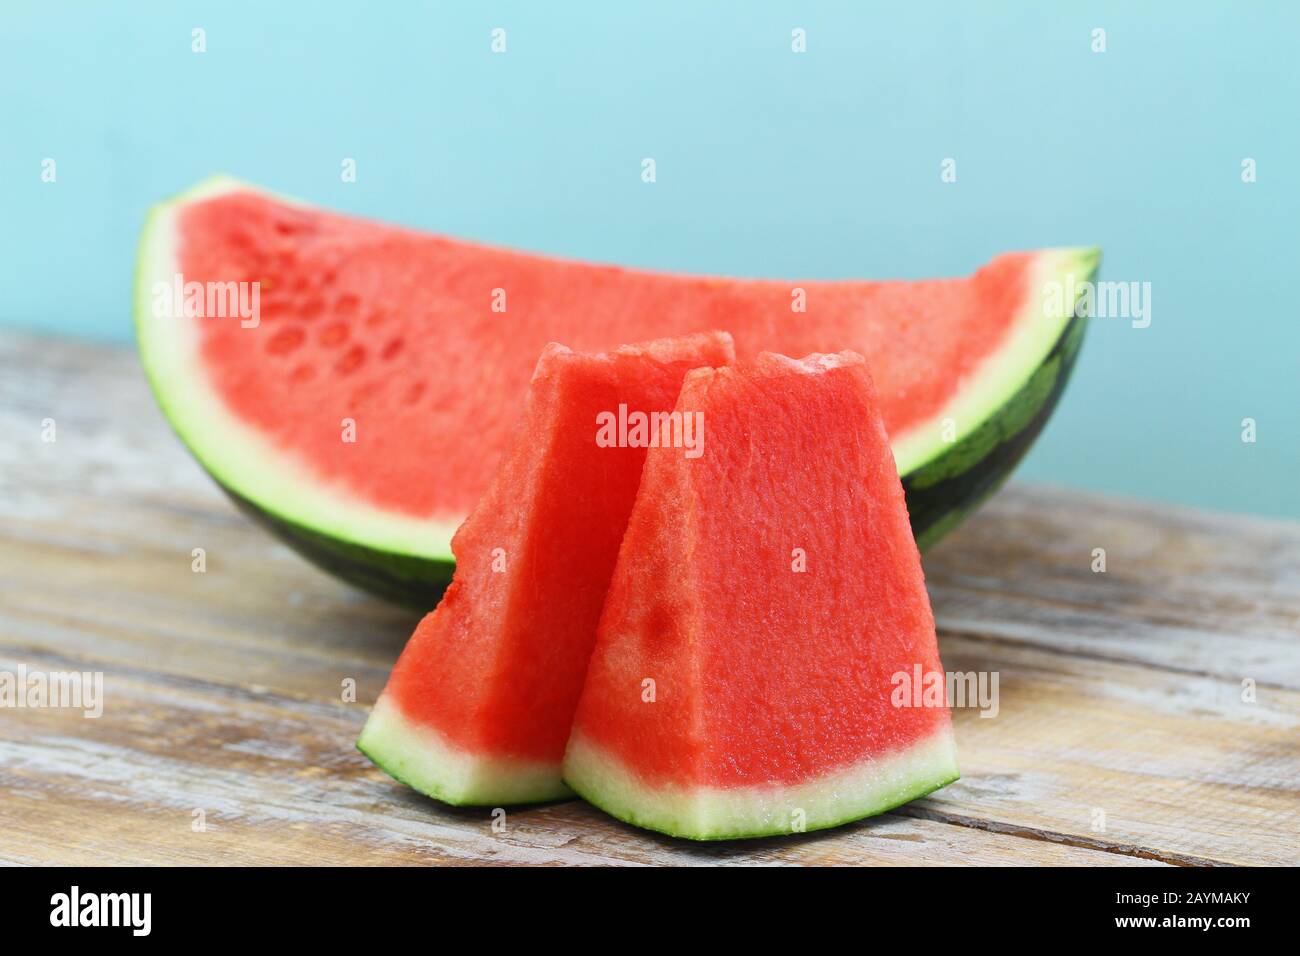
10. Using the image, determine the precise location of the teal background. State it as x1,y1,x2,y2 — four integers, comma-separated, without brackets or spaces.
1,2,1296,519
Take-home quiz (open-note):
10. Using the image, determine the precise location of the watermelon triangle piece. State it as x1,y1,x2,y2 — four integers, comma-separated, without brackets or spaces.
564,351,960,839
358,332,737,805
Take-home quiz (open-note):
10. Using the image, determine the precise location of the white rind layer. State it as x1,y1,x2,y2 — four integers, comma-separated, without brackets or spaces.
134,176,459,564
357,695,572,806
563,729,960,840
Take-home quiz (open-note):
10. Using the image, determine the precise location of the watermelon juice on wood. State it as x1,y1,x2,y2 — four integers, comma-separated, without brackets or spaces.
135,177,1097,604
565,352,959,839
358,333,736,804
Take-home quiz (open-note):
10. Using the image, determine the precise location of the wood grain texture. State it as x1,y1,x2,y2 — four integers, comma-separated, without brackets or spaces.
1,331,1296,866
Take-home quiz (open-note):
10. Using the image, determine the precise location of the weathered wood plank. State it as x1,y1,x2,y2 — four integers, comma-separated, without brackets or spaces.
1,331,1296,865
925,489,1300,689
0,655,1166,867
930,636,1299,865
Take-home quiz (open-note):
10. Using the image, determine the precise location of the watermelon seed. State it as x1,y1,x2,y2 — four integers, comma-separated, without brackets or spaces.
402,382,426,405
299,297,325,321
289,363,316,384
335,293,361,316
349,382,381,409
380,337,405,361
266,327,306,356
319,322,350,348
334,345,367,376
272,213,317,237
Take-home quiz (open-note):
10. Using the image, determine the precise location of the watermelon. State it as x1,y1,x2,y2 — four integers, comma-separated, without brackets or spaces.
564,351,959,840
135,177,1097,603
357,332,736,805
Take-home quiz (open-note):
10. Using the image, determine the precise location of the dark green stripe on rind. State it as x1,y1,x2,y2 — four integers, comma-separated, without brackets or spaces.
222,487,453,607
905,312,1088,551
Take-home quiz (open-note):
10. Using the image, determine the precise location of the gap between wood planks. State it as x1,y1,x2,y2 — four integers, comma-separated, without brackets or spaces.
898,806,1226,867
936,622,1299,693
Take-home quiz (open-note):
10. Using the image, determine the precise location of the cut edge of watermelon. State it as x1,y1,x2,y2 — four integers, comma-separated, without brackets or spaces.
890,246,1099,477
134,176,460,566
358,696,573,806
563,728,960,841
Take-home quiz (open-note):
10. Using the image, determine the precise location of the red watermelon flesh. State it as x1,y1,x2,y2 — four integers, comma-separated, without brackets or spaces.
357,332,736,805
173,187,1038,524
564,351,959,839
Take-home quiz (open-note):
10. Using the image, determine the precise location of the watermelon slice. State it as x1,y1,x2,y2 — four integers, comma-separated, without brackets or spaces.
135,177,1097,603
357,332,736,805
564,351,959,840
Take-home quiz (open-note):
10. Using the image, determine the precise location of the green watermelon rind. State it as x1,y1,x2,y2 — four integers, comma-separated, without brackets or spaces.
889,247,1098,476
899,247,1097,550
222,487,453,607
357,696,573,806
135,176,1097,605
907,308,1091,550
563,729,960,841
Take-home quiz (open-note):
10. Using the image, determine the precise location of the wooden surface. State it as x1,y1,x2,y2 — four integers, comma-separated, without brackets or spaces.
1,330,1297,866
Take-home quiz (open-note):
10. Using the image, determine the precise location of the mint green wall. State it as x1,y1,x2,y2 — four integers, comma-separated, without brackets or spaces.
2,2,1295,518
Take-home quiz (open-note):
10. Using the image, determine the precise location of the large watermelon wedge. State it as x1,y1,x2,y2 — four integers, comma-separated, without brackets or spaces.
135,177,1097,604
565,351,958,839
